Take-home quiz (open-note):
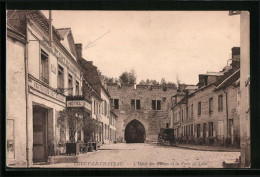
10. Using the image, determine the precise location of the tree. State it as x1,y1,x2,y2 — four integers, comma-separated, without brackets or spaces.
119,71,129,84
58,108,85,143
83,116,100,143
160,78,166,85
139,80,146,85
139,79,159,85
119,69,137,84
128,69,137,84
103,76,115,83
151,80,159,85
58,107,99,143
166,81,177,87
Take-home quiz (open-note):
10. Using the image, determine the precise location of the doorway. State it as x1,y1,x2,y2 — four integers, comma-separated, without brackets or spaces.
125,119,145,143
33,106,48,162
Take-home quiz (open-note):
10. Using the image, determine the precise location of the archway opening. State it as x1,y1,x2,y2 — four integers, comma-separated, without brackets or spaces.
125,119,145,143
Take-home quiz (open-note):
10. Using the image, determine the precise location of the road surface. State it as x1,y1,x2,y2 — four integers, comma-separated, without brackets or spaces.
33,143,240,168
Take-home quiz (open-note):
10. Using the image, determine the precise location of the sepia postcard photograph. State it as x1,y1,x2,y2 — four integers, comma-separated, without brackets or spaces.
6,9,251,169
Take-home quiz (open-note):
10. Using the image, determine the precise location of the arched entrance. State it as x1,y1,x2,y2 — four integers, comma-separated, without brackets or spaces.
125,119,145,143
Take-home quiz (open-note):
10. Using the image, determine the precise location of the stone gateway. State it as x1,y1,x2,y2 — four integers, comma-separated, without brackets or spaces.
107,83,177,142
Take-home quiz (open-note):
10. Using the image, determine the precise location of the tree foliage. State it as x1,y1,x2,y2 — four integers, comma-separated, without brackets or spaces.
83,116,100,143
138,78,176,87
58,107,99,143
119,69,137,84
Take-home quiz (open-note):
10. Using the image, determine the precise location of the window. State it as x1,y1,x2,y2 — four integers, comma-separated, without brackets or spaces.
186,106,188,119
228,119,233,136
191,124,193,136
131,99,141,110
198,102,201,116
40,50,49,84
152,100,161,110
197,124,201,138
136,100,141,110
131,99,135,109
181,109,184,122
68,74,73,96
217,120,224,136
191,104,193,118
157,100,161,110
58,65,64,88
209,97,213,113
114,99,119,109
94,100,96,114
208,122,213,137
152,100,156,110
104,101,107,116
75,81,79,95
107,103,110,117
77,131,82,142
218,95,223,111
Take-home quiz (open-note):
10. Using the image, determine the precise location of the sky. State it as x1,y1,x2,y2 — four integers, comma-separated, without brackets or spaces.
42,10,240,85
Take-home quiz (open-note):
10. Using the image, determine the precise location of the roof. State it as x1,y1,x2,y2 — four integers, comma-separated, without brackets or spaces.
27,11,63,41
79,58,111,97
57,28,71,38
184,85,198,90
7,23,26,43
57,28,77,58
214,69,240,90
200,72,224,76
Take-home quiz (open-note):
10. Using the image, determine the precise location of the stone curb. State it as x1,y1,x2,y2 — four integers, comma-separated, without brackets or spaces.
175,145,241,152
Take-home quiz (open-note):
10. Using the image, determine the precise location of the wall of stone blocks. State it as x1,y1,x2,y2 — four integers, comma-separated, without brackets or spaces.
107,84,177,142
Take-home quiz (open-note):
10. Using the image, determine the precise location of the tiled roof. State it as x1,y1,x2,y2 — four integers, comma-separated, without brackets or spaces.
27,10,63,41
214,68,240,90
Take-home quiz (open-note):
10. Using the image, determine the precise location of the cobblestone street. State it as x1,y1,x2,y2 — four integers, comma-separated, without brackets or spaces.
33,143,240,168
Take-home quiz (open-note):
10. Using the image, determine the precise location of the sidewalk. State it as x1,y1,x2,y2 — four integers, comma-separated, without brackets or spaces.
175,143,241,152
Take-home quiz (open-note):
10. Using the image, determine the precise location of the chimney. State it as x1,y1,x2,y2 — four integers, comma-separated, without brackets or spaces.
231,47,240,68
75,43,82,59
232,47,240,59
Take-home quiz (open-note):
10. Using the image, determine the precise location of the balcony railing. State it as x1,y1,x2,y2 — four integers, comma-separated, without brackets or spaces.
66,95,92,104
41,76,49,84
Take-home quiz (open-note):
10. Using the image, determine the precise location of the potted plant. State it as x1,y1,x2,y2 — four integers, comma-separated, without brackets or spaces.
58,107,84,156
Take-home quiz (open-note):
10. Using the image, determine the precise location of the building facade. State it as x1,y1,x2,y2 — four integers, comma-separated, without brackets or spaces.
6,10,90,167
6,23,27,166
107,83,177,142
109,110,118,142
76,45,116,144
171,48,240,147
